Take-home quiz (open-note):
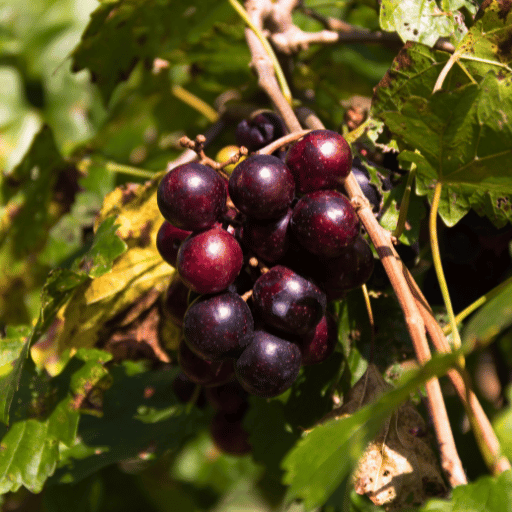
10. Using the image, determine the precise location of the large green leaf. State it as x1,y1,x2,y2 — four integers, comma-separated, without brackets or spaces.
71,0,235,103
0,215,125,425
0,348,112,494
51,362,206,485
380,72,512,226
281,351,461,511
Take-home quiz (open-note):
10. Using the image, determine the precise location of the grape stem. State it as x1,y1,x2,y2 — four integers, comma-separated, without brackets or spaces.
240,0,303,133
298,5,455,53
228,0,294,105
103,161,155,179
256,129,312,155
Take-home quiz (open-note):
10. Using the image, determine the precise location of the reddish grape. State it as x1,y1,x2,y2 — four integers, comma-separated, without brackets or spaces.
297,313,338,365
157,162,226,231
285,130,352,194
177,228,243,294
162,273,190,327
205,380,248,415
183,292,254,361
252,265,326,336
235,330,302,398
318,236,374,293
156,221,191,267
242,208,292,264
228,154,295,220
291,190,360,258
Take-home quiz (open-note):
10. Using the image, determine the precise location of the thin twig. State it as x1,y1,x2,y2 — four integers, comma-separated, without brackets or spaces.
166,120,225,172
300,6,455,53
256,129,312,155
242,0,302,132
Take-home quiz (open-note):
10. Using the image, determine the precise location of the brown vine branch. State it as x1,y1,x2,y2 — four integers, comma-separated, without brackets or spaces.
298,6,455,53
243,0,302,133
403,267,512,475
289,75,466,486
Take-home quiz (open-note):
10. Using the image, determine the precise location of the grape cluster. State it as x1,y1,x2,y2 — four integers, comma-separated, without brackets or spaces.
157,121,374,450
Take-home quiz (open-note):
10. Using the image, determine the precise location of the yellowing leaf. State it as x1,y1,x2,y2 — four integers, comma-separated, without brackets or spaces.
31,174,175,375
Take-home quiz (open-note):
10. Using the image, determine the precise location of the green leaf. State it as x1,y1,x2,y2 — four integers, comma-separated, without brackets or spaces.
71,216,127,278
51,364,206,484
0,325,31,368
462,279,512,347
71,0,235,103
372,43,452,116
379,0,461,47
0,336,31,426
456,0,512,74
31,174,174,376
0,348,111,493
379,72,512,226
244,397,300,483
281,351,461,510
0,214,125,423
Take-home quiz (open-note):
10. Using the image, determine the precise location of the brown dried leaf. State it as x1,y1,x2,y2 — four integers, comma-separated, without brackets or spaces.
343,366,447,510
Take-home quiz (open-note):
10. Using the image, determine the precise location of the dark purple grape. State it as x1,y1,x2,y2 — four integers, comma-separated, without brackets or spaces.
242,208,292,264
228,154,295,220
291,190,360,258
285,130,352,194
205,380,248,415
235,330,302,398
252,265,326,335
348,158,381,213
157,221,192,267
177,227,243,294
297,313,337,365
162,273,190,327
178,339,234,387
183,292,254,361
172,372,207,408
157,162,226,231
318,236,374,292
235,112,286,152
210,411,252,455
